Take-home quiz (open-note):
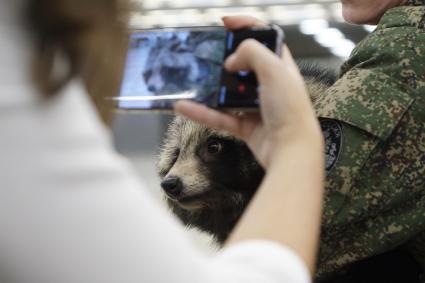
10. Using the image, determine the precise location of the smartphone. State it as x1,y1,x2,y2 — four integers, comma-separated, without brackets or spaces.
115,25,284,111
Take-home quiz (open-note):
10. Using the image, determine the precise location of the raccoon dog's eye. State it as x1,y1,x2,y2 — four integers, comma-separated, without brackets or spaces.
161,67,178,78
172,148,180,164
207,140,223,155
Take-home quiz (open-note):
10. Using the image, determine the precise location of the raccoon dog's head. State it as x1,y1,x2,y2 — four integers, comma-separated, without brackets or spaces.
157,116,264,243
143,36,200,94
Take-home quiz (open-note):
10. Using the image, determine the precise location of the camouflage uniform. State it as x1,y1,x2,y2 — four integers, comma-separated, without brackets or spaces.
314,0,425,280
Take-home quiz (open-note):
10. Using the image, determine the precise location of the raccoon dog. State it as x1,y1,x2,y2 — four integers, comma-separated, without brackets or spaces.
157,65,336,244
143,32,225,100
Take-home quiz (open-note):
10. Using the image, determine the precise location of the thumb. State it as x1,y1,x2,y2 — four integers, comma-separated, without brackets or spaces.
224,39,280,81
225,40,302,88
224,39,300,86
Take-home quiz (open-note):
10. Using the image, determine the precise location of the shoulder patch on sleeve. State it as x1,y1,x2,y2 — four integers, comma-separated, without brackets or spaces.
320,119,343,174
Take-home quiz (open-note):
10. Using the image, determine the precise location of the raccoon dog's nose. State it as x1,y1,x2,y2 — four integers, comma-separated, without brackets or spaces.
161,176,183,198
148,85,157,92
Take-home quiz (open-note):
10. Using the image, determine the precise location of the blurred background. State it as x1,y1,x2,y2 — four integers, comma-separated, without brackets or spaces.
113,0,374,248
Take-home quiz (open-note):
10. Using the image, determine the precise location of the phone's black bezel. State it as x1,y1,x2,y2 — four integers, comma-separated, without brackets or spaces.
114,25,284,113
217,25,284,111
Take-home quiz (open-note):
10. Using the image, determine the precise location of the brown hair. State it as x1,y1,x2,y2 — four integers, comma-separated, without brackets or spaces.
27,0,130,124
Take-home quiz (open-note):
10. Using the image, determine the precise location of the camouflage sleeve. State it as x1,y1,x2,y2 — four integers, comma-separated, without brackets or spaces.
313,67,425,279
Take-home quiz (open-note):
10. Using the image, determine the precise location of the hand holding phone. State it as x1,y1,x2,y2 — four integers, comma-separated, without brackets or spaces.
115,25,284,111
174,26,320,169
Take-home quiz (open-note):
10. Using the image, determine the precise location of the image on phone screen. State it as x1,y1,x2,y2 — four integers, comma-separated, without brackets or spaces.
118,29,227,110
117,26,283,111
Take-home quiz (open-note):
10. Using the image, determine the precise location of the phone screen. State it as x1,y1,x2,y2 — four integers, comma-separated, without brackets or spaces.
219,29,282,109
117,27,282,111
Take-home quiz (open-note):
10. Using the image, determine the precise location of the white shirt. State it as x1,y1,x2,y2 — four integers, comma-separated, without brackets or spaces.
0,0,310,282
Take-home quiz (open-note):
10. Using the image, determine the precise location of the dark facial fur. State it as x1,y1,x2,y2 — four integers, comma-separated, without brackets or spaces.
157,64,336,244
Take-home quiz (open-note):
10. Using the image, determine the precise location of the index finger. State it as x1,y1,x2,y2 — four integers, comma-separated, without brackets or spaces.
222,15,266,30
225,39,284,84
174,100,244,137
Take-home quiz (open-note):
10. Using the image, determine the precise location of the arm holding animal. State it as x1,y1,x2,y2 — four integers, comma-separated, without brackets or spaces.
174,16,325,275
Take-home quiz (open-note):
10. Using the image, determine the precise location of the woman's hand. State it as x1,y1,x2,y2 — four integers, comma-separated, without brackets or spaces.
174,16,322,168
176,16,325,273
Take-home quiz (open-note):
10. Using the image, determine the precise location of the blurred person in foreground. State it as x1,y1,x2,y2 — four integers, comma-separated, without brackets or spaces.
0,0,325,282
177,1,425,282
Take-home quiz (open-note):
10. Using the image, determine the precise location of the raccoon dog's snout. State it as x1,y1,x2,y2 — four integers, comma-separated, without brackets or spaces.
161,176,183,199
